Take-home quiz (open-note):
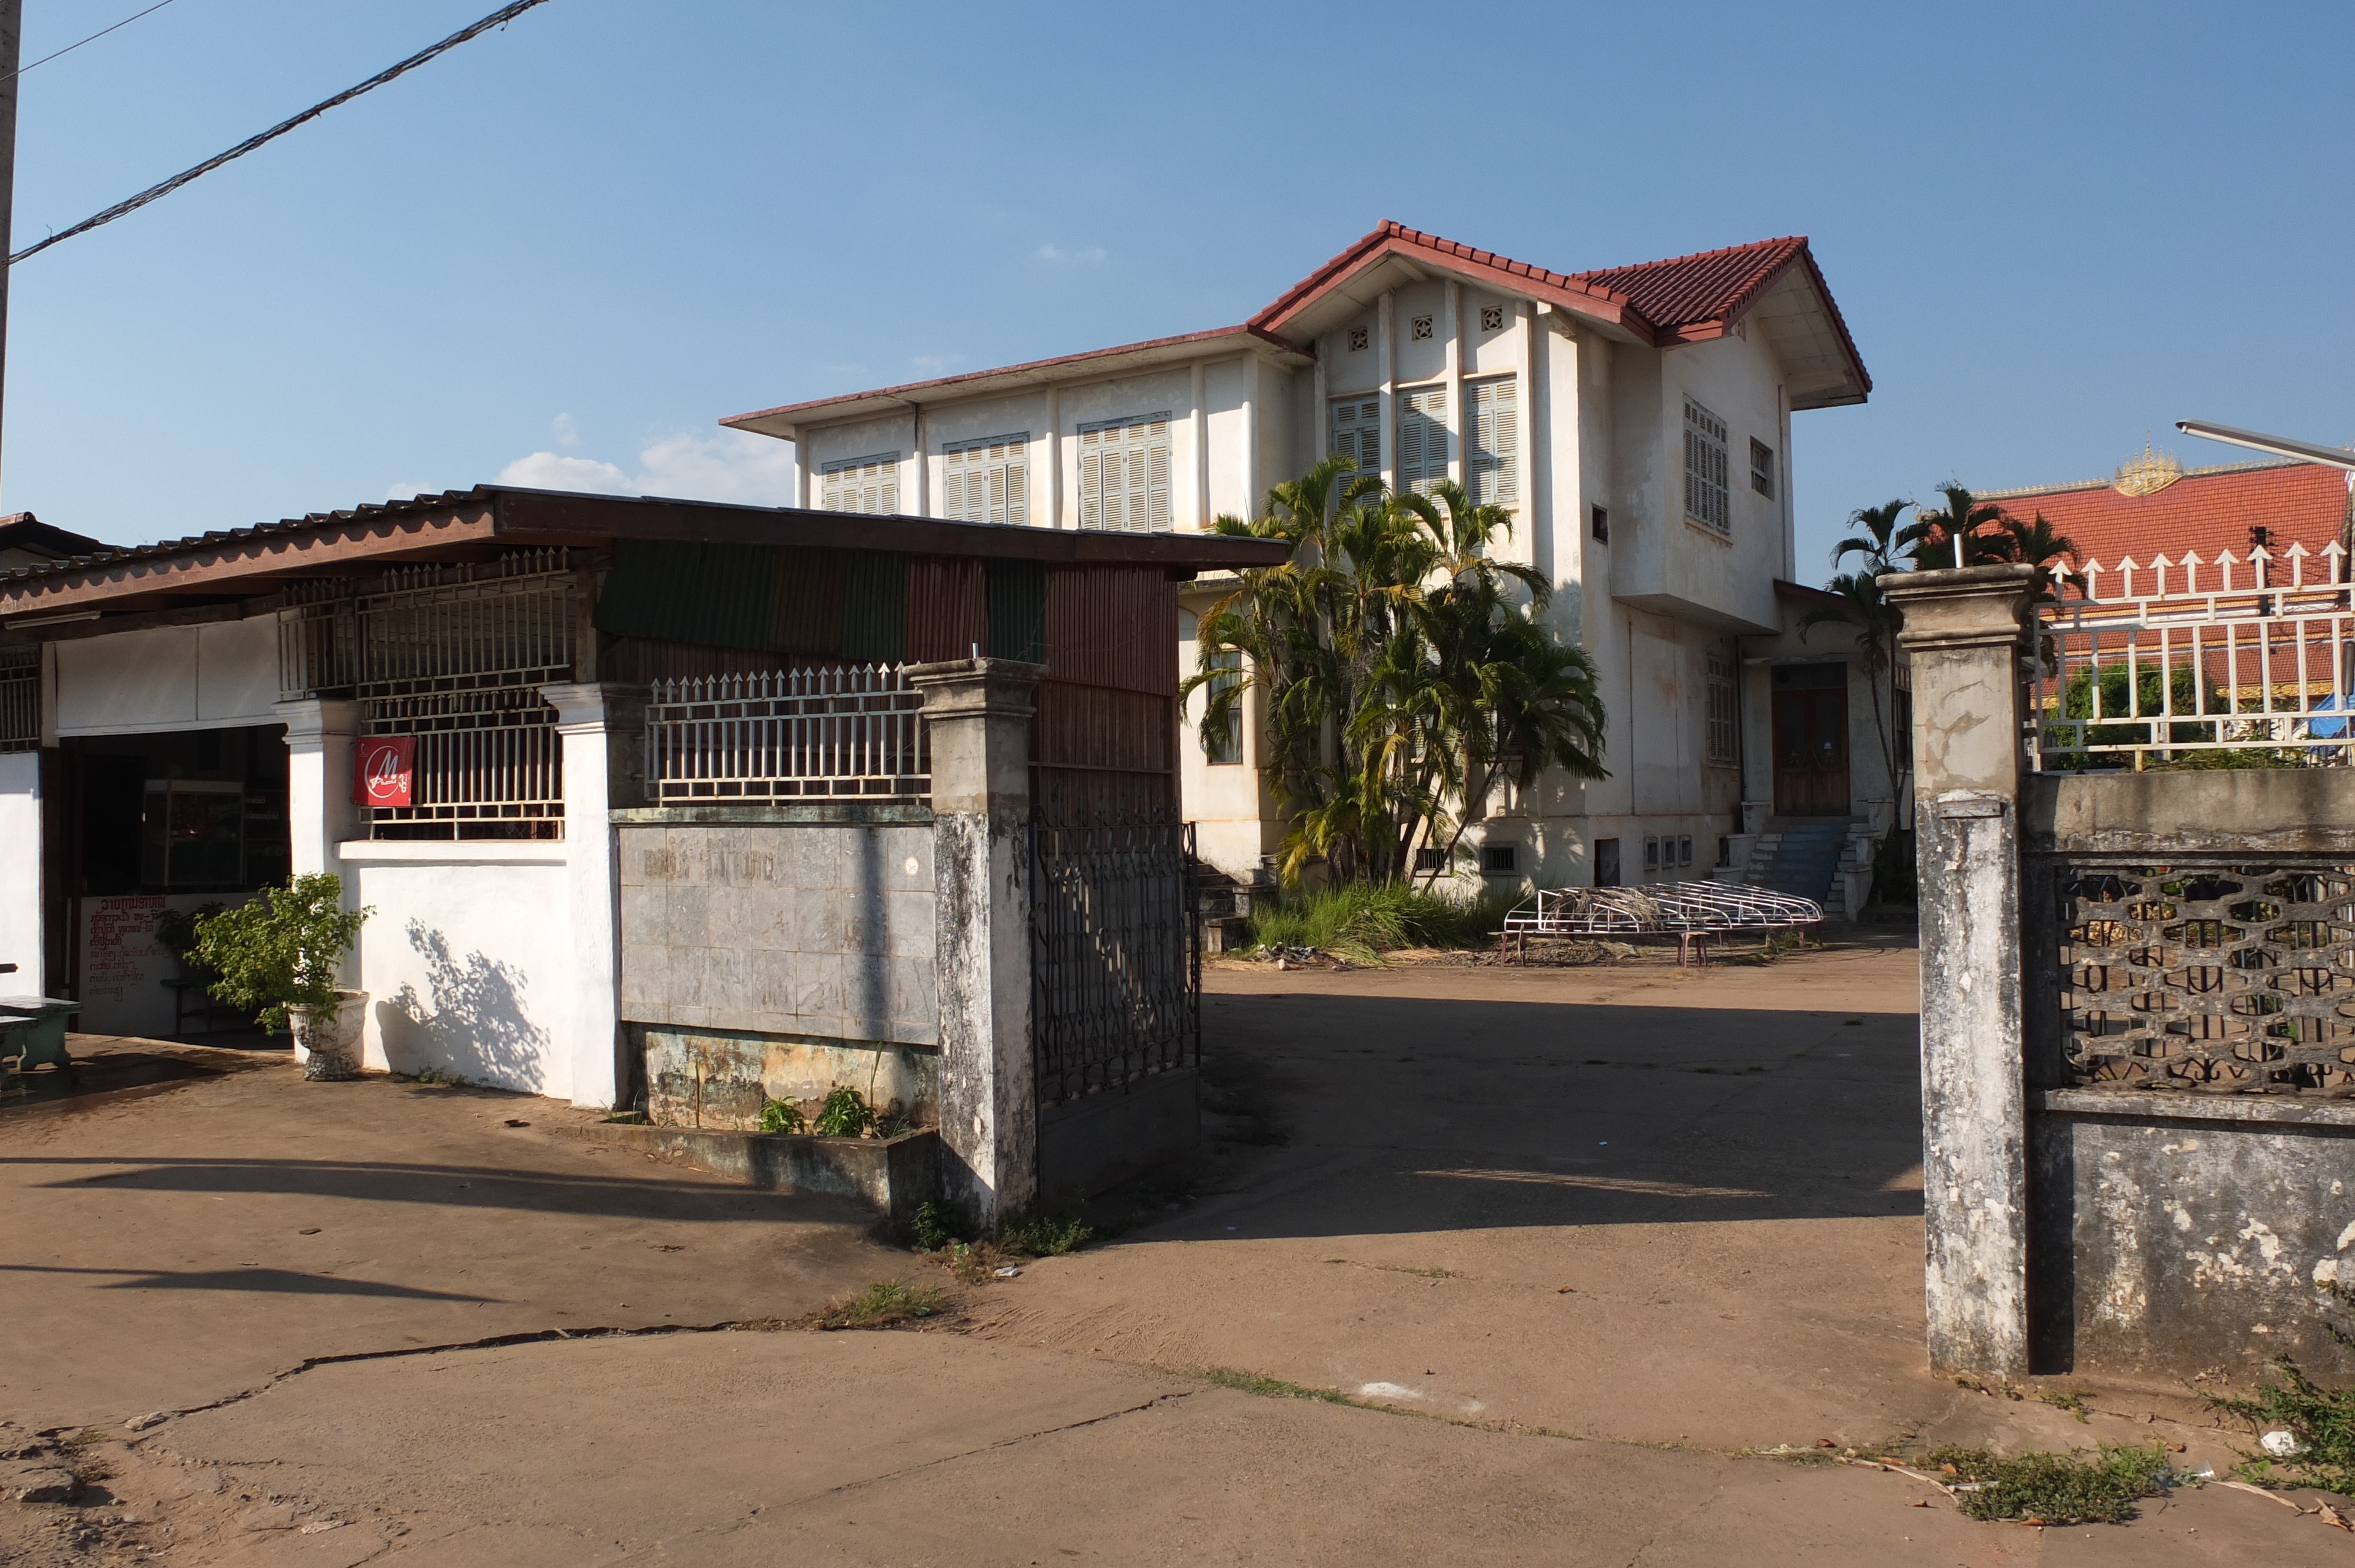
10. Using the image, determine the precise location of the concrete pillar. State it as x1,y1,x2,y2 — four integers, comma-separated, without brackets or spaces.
542,682,650,1110
908,657,1043,1228
274,699,360,880
1883,563,2038,1379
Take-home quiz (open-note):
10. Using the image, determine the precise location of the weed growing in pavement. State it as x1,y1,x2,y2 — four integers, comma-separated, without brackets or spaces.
811,1280,946,1330
2206,1351,2355,1494
999,1212,1094,1258
1918,1443,2174,1524
813,1086,874,1138
2038,1387,2092,1423
1246,882,1515,961
1198,1367,1356,1406
758,1098,805,1134
406,1067,469,1087
871,1102,917,1138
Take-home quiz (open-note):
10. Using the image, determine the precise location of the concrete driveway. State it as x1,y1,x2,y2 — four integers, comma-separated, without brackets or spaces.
2,943,2343,1564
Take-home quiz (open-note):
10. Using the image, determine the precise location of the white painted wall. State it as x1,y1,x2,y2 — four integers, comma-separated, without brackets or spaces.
0,750,41,994
344,845,576,1097
53,619,281,736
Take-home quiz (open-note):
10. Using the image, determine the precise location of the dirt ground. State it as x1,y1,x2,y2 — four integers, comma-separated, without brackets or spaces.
4,938,2347,1564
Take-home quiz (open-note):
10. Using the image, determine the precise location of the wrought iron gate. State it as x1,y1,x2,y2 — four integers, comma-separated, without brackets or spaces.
1030,811,1200,1107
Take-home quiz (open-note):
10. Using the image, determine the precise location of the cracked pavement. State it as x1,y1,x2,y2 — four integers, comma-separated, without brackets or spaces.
3,946,2346,1563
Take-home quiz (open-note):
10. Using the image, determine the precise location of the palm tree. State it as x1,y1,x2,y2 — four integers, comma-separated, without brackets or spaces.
1187,466,1606,886
1910,483,2011,569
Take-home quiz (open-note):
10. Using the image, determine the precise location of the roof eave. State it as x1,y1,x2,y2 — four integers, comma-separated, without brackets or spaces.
1250,228,1656,346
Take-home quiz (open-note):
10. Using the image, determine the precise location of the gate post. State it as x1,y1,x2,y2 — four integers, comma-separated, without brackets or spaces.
1883,563,2039,1380
909,657,1044,1228
542,682,651,1111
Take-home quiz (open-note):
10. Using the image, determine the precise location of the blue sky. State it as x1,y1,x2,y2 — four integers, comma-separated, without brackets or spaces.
8,0,2353,577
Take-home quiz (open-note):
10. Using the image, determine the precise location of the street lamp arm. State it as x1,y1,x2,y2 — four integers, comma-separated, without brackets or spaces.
2175,419,2355,473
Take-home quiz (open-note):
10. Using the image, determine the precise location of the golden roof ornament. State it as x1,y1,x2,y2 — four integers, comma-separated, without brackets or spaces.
2113,440,2184,497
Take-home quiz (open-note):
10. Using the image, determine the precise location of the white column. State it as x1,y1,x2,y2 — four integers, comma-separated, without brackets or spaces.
0,748,43,994
1045,387,1063,529
274,699,359,880
1377,294,1397,494
540,682,650,1109
1444,280,1464,490
911,407,928,517
1239,357,1258,519
1190,361,1209,529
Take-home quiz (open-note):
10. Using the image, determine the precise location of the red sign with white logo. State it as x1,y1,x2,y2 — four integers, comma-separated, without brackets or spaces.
354,736,415,808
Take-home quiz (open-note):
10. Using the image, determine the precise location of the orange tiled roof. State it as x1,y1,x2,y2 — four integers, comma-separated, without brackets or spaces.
1989,462,2351,576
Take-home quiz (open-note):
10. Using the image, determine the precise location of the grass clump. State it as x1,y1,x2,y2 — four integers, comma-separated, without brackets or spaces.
1920,1443,2174,1524
999,1212,1093,1258
813,1086,874,1138
812,1279,946,1329
2207,1352,2355,1494
758,1098,805,1134
1199,1367,1355,1406
908,1199,964,1252
1248,881,1514,961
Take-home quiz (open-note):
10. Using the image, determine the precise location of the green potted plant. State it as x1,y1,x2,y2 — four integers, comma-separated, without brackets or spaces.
191,873,373,1081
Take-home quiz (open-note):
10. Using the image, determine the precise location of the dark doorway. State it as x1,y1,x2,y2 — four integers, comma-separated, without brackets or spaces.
1771,665,1850,818
1593,838,1620,888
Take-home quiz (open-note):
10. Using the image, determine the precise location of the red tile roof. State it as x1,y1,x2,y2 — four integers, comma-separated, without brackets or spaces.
1986,463,2353,584
1571,235,1810,335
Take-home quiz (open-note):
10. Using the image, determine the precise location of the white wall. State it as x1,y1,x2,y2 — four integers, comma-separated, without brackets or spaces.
0,750,41,994
344,846,576,1097
53,619,281,736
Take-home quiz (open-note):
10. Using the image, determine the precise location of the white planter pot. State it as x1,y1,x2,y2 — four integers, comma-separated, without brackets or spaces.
287,991,368,1081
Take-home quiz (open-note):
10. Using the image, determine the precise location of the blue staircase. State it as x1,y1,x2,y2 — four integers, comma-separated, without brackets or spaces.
1759,820,1849,903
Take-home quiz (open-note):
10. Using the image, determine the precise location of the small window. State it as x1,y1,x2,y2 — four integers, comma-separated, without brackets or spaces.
941,433,1029,526
1330,396,1381,477
1077,414,1172,533
1465,377,1518,508
1479,304,1505,333
1706,654,1737,766
1644,836,1660,873
1591,504,1609,544
821,453,900,514
1683,398,1730,534
1409,314,1434,341
1414,846,1447,873
1481,844,1517,875
1717,836,1731,869
1678,835,1693,868
1593,838,1620,887
1750,437,1776,499
1346,326,1369,353
1202,650,1243,765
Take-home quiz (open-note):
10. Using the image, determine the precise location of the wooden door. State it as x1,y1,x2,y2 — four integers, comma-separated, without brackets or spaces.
1772,675,1850,818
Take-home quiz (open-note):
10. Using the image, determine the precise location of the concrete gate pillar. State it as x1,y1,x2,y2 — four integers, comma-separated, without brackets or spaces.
908,657,1044,1228
543,682,650,1111
1882,563,2039,1379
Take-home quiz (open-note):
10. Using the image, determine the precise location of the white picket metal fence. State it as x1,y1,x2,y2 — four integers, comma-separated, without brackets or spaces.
2030,545,2355,771
647,666,928,803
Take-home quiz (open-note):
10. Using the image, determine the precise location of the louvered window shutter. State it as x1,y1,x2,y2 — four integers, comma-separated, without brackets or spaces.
822,453,901,515
940,434,1029,524
1398,386,1448,496
1467,377,1518,507
1329,397,1380,475
1077,414,1173,532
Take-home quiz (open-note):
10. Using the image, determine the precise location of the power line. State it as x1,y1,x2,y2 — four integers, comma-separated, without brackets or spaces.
8,0,554,267
4,0,183,85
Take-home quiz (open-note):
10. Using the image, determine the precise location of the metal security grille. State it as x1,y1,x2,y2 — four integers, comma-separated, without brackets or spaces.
1031,812,1199,1107
647,666,927,802
1705,654,1738,765
0,645,37,752
2030,547,2354,769
325,551,578,839
2058,862,2355,1096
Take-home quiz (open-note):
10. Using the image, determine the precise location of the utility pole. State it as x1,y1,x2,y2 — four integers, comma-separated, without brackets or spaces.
0,0,20,503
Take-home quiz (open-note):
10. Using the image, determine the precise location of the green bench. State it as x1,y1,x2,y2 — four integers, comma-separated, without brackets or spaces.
0,996,81,1074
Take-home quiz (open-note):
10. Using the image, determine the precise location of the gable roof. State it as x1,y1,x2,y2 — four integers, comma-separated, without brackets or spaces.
1981,461,2353,583
724,222,1873,438
1249,222,1871,409
0,512,108,562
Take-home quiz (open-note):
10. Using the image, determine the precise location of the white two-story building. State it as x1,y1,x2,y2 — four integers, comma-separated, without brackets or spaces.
722,222,1890,900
